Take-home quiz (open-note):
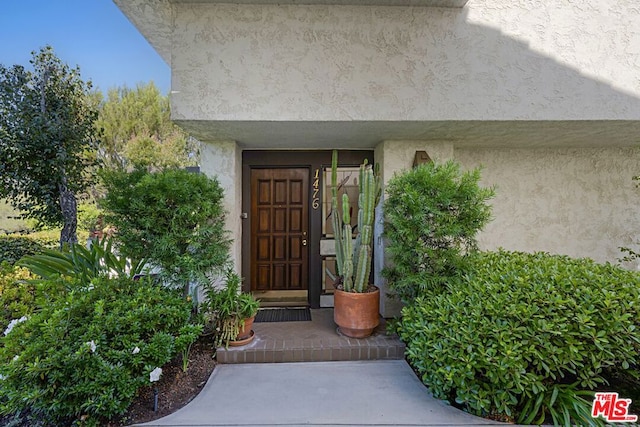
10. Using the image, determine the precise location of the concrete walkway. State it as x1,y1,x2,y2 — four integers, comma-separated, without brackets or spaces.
138,360,506,427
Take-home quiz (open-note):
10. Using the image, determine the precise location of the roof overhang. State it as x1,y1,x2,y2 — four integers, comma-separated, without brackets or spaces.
113,0,467,68
174,120,640,149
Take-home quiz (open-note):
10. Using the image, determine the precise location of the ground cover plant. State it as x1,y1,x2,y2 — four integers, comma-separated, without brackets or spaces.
395,250,640,425
383,160,494,303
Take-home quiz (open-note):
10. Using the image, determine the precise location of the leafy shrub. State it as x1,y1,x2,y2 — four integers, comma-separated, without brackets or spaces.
18,237,146,283
202,269,260,348
0,262,35,332
396,250,640,425
0,236,45,265
101,168,230,297
383,161,494,302
26,230,66,248
0,276,199,425
77,202,102,234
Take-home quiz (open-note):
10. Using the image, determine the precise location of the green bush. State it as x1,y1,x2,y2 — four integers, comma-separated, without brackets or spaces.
18,237,146,283
396,250,640,425
77,202,102,234
383,161,494,303
101,168,230,297
0,262,35,332
0,236,45,265
0,276,199,425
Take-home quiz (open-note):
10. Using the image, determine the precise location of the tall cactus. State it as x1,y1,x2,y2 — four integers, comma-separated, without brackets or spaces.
341,193,353,291
331,150,344,277
331,150,380,293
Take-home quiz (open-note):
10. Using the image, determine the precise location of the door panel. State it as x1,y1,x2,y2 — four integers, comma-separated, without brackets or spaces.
250,168,309,291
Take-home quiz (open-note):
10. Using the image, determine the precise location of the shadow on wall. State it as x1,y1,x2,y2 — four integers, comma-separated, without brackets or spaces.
419,5,640,122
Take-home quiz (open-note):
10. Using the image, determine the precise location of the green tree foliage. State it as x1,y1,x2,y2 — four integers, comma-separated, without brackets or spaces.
0,47,99,246
96,82,198,171
101,168,230,297
382,161,494,302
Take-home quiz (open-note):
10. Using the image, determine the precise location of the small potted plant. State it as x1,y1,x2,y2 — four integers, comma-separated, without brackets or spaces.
331,150,382,338
203,268,260,348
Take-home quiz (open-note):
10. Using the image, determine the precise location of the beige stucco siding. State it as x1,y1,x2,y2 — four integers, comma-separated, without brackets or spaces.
169,1,640,124
455,146,640,266
200,141,243,271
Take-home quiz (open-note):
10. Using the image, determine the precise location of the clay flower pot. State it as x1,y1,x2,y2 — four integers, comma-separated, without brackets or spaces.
229,315,256,346
334,287,380,338
236,315,255,341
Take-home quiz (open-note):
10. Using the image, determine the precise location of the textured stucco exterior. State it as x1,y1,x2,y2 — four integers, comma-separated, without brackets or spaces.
170,1,640,122
455,146,640,266
115,0,640,314
199,141,243,271
162,0,640,146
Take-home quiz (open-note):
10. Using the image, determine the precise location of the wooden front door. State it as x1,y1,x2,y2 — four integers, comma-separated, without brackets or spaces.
250,168,309,291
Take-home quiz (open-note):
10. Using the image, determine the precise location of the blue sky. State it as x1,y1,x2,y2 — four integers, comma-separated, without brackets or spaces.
0,0,170,95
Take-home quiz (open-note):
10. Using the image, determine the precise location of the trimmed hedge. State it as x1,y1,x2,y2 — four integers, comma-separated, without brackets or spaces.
396,250,640,425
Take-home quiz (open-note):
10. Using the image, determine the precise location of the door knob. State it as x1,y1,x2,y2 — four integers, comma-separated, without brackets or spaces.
302,239,307,246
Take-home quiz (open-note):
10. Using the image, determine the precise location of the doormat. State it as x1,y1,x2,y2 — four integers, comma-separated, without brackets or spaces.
255,307,312,323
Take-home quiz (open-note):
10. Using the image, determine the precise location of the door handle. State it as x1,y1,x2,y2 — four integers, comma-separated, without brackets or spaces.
302,239,307,246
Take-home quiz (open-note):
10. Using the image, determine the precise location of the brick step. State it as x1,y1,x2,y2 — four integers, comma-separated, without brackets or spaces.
215,309,405,364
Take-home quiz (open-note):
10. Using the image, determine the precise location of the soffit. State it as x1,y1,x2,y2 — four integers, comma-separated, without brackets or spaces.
173,120,640,149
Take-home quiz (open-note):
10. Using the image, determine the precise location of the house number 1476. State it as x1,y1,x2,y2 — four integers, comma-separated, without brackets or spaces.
312,169,320,209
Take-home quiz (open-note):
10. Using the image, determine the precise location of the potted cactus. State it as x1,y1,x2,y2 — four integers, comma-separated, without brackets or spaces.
331,150,381,338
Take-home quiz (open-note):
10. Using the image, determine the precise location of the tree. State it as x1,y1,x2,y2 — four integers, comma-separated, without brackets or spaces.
96,83,199,171
101,168,230,297
0,46,99,246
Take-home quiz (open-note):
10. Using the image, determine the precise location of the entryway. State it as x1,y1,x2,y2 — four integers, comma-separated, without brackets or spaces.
249,168,309,294
241,150,375,308
216,309,404,363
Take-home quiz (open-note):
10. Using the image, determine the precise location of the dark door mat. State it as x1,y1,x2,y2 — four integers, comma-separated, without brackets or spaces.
255,307,312,323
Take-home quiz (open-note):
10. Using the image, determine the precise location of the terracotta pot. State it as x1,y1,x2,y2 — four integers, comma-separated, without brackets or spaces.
334,286,380,338
229,330,255,347
236,315,255,341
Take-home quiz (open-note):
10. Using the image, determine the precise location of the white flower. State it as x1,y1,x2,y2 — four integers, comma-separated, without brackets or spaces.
12,355,19,362
132,346,140,354
0,374,5,381
149,367,162,383
86,340,97,353
4,316,28,336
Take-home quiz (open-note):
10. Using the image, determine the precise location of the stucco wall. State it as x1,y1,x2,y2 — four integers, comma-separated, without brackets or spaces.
199,141,243,271
170,0,640,123
455,146,640,266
